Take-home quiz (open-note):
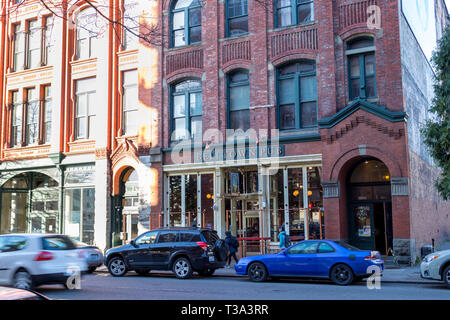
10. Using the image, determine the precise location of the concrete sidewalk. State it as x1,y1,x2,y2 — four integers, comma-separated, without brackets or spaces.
95,264,440,285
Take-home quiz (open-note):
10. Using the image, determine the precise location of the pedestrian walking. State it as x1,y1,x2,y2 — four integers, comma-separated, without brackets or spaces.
278,226,291,250
225,231,239,268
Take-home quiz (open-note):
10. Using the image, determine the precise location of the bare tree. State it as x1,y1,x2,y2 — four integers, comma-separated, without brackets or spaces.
1,0,273,48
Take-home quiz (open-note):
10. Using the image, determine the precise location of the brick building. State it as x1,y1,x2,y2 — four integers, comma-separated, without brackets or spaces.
0,0,448,264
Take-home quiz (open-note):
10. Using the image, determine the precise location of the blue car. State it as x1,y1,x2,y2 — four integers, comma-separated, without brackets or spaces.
235,240,384,285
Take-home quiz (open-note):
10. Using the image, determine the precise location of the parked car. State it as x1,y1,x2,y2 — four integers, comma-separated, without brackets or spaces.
0,286,50,300
0,234,88,290
104,227,228,279
72,239,104,273
420,249,450,288
235,240,384,285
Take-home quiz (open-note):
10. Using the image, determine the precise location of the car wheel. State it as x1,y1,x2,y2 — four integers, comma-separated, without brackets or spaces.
135,269,151,276
198,268,215,277
108,256,128,277
13,270,33,290
173,257,193,279
443,266,450,288
248,262,268,282
330,264,354,286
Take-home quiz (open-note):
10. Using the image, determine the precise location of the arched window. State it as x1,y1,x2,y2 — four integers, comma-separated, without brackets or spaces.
277,61,317,130
76,7,98,60
171,0,202,47
227,70,250,131
275,0,314,28
171,79,202,141
226,0,248,37
346,37,376,100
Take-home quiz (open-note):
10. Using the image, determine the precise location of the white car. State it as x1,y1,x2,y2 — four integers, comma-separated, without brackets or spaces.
0,234,88,290
420,249,450,288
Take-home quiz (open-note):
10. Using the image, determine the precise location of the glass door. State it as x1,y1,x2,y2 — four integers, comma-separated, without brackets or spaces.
349,204,374,250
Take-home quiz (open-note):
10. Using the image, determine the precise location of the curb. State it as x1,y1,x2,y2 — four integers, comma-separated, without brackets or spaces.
93,269,439,285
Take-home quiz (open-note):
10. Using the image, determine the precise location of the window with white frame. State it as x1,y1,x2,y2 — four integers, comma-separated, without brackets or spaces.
123,0,139,50
122,70,139,136
43,85,52,144
44,16,55,65
25,88,39,146
13,23,25,72
76,7,98,60
27,20,42,69
11,91,22,147
75,78,96,140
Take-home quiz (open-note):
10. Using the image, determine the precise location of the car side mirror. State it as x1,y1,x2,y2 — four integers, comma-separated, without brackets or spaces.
282,249,288,256
130,240,137,248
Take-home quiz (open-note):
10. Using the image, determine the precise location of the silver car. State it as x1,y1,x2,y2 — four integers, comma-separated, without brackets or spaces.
420,249,450,288
72,240,104,273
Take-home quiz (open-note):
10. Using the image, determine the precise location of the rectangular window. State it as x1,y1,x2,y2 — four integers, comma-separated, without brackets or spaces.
43,86,52,144
227,0,248,37
123,1,139,50
171,80,202,141
75,78,96,140
122,70,138,136
277,0,292,27
13,23,25,72
76,8,98,60
44,16,55,66
11,91,22,147
228,71,250,131
27,20,42,69
25,88,39,146
277,62,317,130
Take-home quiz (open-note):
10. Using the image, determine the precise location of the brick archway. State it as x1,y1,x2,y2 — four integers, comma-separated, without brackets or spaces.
328,145,403,182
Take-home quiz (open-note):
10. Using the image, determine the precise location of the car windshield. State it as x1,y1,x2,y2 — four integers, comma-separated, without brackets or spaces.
334,241,362,251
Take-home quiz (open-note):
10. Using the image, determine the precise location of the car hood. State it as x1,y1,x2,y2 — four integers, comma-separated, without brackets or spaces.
106,244,134,254
425,249,450,260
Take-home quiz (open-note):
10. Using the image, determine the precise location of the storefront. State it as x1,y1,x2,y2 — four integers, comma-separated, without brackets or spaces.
163,145,324,253
63,165,96,245
0,172,59,234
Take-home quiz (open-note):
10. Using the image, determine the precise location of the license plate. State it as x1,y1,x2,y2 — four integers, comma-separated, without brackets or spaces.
209,256,215,262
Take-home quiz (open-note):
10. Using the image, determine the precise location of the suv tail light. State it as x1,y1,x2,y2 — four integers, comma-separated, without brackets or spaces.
34,251,54,261
196,242,208,251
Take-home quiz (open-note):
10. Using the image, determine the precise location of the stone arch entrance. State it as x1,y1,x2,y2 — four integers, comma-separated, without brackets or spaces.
0,172,59,235
346,158,393,253
111,165,139,247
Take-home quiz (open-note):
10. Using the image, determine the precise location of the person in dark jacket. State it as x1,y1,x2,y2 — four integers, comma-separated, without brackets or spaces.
225,231,239,268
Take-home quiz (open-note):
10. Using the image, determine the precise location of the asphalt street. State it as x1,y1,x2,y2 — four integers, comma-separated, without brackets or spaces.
35,271,450,300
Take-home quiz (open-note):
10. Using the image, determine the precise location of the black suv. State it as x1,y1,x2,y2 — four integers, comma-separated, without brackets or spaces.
104,228,229,279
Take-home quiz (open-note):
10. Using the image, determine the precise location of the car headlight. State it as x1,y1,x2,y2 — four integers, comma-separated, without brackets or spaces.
424,255,439,263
